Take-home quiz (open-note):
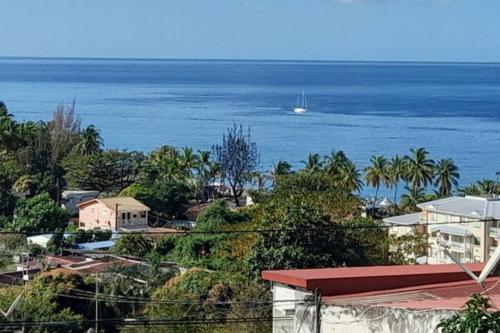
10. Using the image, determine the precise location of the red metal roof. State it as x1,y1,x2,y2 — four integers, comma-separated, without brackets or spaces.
324,277,500,310
262,263,485,296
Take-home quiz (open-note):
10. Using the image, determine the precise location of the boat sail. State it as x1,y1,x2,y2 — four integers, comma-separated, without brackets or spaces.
293,90,308,114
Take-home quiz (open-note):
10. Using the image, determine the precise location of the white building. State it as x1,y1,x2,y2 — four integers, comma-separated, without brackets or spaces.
262,263,489,333
385,196,500,264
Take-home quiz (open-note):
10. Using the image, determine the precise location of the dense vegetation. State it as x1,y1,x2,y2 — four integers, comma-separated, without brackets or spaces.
1,101,497,331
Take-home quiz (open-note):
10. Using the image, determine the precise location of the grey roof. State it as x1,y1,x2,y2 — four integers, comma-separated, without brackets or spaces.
77,240,116,250
429,224,474,237
383,213,421,226
417,196,500,220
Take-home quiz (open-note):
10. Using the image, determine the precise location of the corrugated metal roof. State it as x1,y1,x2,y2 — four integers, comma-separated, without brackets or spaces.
324,277,500,311
77,196,150,211
417,196,500,219
429,224,474,237
383,212,421,226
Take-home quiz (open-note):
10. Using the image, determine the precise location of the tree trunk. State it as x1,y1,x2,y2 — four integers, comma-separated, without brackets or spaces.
393,183,398,206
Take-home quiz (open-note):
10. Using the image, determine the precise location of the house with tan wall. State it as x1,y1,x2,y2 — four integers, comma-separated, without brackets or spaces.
77,197,150,231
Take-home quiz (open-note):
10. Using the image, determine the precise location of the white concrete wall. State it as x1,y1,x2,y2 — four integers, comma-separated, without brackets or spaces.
319,304,455,333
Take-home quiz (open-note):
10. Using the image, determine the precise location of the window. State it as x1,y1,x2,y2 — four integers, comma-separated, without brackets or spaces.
80,222,85,227
140,211,146,218
127,212,131,220
133,213,137,218
459,216,467,225
122,213,126,220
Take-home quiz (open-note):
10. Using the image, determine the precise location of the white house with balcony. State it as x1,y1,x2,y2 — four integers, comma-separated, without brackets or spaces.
384,195,500,264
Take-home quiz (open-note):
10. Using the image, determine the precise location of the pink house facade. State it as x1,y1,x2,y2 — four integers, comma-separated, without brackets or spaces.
77,197,150,231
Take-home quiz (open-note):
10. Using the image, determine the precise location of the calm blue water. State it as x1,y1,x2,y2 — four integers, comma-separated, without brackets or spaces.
1,58,500,195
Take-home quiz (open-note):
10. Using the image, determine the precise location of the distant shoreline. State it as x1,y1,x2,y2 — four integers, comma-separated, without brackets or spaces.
0,56,499,66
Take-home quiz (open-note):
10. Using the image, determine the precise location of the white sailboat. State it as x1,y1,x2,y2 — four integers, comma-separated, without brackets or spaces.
293,90,308,114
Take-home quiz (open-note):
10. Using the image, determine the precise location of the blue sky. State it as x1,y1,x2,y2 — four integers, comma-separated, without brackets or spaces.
0,0,499,62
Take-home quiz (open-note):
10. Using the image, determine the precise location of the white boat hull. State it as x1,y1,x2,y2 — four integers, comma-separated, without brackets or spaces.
293,107,307,114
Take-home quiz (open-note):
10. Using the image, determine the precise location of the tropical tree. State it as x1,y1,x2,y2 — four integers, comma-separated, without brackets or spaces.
400,186,426,211
324,150,349,175
434,158,460,197
12,193,69,233
364,155,388,209
301,153,323,173
270,160,292,187
74,125,103,155
386,155,405,204
337,160,363,194
213,124,259,206
404,148,435,191
179,146,197,179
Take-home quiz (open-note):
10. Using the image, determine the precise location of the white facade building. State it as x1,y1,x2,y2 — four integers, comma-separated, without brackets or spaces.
385,196,500,264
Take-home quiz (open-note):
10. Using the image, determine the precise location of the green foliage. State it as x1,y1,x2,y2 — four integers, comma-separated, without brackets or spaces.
120,180,190,220
247,198,390,273
437,294,500,332
0,275,84,332
64,149,144,194
114,233,153,257
12,193,68,233
171,200,250,271
0,161,21,215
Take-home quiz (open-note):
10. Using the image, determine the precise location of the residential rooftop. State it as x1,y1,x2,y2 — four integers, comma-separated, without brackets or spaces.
262,263,484,296
77,196,150,212
383,212,421,225
417,195,500,220
325,276,500,311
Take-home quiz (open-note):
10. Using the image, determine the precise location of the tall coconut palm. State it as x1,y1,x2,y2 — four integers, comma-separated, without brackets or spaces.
434,158,460,197
400,186,426,211
337,160,363,194
404,148,435,191
364,155,388,209
387,155,405,203
179,146,197,179
270,160,292,187
301,153,323,173
478,179,499,195
74,125,103,155
324,150,349,175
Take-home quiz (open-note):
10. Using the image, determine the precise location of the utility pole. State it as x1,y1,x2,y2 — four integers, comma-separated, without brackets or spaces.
95,273,99,333
314,289,322,333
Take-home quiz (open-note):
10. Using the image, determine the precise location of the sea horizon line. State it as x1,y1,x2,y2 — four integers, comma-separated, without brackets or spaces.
0,55,499,66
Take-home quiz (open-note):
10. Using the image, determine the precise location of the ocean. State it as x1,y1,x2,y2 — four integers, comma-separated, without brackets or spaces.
1,57,499,196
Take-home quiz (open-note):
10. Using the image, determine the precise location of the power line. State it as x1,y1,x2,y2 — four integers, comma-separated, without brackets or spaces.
0,219,493,236
0,316,291,329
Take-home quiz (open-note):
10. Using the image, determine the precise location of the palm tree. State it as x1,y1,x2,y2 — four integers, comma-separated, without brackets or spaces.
400,186,426,211
337,160,363,193
478,179,499,195
364,155,388,209
74,125,103,155
324,150,349,175
387,155,405,203
179,146,197,179
301,153,323,173
434,158,460,197
270,160,292,187
404,148,435,191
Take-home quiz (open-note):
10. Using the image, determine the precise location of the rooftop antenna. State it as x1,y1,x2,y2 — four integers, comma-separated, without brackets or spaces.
441,240,500,286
